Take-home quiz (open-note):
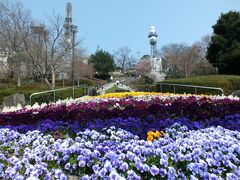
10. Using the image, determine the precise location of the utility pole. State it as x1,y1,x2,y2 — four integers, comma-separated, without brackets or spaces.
71,25,77,86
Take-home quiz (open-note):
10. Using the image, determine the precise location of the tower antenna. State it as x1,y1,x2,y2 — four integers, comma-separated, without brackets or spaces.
64,1,78,85
64,1,73,40
148,26,158,58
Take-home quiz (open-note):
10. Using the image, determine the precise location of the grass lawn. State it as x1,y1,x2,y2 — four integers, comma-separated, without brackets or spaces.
105,85,130,94
160,75,240,95
0,82,85,105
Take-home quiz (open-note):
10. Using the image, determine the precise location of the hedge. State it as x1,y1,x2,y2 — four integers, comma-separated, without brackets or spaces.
156,75,240,95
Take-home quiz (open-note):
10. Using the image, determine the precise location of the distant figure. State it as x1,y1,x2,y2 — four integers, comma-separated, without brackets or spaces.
116,80,119,86
100,86,104,94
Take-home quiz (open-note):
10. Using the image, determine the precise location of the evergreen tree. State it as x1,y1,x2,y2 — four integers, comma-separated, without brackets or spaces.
89,49,115,79
207,11,240,75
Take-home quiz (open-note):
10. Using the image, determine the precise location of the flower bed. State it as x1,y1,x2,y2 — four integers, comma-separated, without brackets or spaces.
1,114,240,139
0,92,240,179
0,93,239,126
0,124,239,179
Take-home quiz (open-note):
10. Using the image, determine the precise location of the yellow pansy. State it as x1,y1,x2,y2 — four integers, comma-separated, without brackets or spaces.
147,131,154,137
147,130,165,142
147,135,153,142
154,131,161,138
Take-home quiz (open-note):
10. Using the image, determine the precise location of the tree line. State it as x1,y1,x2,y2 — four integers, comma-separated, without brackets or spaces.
0,0,239,88
90,11,240,81
136,11,240,80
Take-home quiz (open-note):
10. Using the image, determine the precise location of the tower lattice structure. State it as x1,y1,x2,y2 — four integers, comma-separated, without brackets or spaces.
64,2,78,44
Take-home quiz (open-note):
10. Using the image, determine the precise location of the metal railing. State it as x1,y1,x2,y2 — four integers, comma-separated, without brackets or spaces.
130,84,156,92
29,84,88,105
156,83,224,95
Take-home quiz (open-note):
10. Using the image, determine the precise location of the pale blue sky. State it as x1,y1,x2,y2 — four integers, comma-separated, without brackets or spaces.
15,0,240,56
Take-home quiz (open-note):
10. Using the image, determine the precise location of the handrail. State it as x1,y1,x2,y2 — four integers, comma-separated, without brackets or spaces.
156,82,224,95
30,84,88,105
129,84,156,92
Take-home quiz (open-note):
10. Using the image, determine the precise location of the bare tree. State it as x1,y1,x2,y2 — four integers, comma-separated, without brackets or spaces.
136,55,151,76
73,46,94,79
161,40,216,78
24,13,74,89
161,43,187,78
74,60,95,79
114,46,135,72
195,35,211,61
126,55,136,70
0,1,32,86
193,35,217,75
178,44,202,77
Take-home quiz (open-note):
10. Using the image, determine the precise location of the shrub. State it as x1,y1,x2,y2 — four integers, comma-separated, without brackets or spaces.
157,75,240,95
77,79,94,86
94,74,111,80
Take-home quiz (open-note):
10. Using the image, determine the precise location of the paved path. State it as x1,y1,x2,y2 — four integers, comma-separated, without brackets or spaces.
97,82,134,94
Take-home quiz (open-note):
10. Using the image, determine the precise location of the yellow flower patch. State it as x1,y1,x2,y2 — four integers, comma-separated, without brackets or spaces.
147,130,165,142
96,92,166,99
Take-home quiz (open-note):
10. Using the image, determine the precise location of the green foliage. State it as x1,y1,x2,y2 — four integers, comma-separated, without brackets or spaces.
0,87,18,104
0,82,86,105
0,79,10,83
89,49,115,77
207,11,240,75
144,76,154,84
69,154,78,165
157,75,240,95
46,160,59,170
30,87,84,105
94,74,111,80
77,79,94,86
55,79,94,87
